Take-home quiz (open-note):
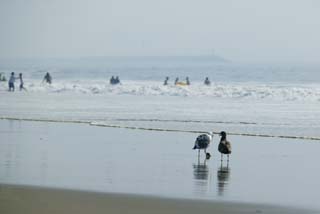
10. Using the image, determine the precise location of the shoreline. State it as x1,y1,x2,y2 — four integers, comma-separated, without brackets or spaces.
1,118,319,141
1,119,320,211
0,184,315,214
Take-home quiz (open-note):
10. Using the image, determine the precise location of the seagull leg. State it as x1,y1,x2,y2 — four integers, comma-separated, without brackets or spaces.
221,153,223,162
227,155,229,162
198,149,200,159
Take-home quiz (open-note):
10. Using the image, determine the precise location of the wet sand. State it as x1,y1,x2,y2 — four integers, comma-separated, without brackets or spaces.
0,184,314,214
1,119,320,213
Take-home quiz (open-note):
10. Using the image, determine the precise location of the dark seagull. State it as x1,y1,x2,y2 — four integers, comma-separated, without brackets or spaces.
193,132,213,159
218,131,232,162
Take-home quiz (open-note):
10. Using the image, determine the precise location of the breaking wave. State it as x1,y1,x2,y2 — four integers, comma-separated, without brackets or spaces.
1,79,320,101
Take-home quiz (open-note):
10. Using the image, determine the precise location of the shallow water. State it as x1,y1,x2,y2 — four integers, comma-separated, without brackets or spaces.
0,120,320,210
1,58,320,140
1,92,320,139
1,57,320,103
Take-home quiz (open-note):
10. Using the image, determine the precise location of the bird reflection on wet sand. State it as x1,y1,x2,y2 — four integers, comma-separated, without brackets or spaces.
193,159,209,180
217,162,230,196
193,158,210,195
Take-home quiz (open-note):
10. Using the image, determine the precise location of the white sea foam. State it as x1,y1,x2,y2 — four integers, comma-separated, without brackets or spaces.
1,58,320,141
1,79,319,102
1,86,320,139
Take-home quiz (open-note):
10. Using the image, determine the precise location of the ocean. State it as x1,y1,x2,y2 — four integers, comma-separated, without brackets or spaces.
0,56,320,139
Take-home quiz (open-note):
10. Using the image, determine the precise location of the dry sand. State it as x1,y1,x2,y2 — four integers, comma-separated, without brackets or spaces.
0,184,315,214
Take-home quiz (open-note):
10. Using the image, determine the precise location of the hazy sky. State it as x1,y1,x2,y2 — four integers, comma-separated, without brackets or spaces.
1,0,320,63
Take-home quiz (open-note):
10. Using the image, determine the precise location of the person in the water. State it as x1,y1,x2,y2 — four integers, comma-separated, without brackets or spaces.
110,76,115,84
19,73,27,91
110,76,121,85
115,76,121,84
8,72,15,92
163,77,169,85
186,77,190,85
174,77,179,85
204,77,211,85
43,72,52,84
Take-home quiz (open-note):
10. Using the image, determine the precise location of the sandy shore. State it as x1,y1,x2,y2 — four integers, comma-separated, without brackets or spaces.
0,184,315,214
1,119,320,212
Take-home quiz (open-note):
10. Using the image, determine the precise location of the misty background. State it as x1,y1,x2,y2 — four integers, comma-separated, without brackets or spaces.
0,0,319,63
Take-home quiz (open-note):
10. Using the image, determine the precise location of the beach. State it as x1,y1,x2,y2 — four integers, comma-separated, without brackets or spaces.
2,0,320,212
1,57,320,213
0,119,319,213
0,185,313,214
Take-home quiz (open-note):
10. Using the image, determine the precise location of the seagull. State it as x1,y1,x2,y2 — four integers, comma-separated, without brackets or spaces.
218,131,232,162
193,132,213,159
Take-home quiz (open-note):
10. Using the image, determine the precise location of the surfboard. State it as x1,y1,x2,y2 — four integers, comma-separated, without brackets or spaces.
176,82,188,86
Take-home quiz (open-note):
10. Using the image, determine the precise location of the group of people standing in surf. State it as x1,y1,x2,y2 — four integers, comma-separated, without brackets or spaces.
163,76,211,86
4,71,211,92
108,76,211,86
5,72,52,92
109,76,121,85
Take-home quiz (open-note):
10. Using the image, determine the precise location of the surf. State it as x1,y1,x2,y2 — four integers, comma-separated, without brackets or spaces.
1,117,319,141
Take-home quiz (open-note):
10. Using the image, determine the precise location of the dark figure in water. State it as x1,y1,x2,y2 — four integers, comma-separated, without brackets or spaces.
186,77,190,85
163,77,169,85
19,73,27,91
204,77,211,86
8,72,15,92
115,76,120,84
174,77,179,85
218,131,232,162
110,76,121,85
43,72,52,84
110,76,115,84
